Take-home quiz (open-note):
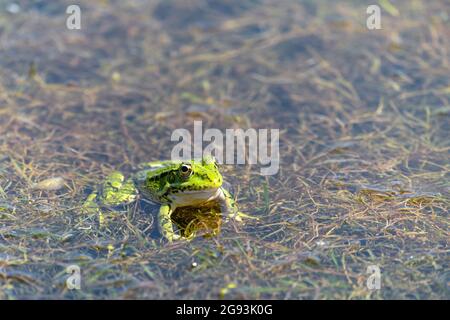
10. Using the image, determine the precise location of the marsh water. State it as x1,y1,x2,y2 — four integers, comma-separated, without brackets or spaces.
0,0,449,299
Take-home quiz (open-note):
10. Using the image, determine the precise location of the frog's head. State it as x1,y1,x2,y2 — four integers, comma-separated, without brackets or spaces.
142,156,223,206
177,156,223,191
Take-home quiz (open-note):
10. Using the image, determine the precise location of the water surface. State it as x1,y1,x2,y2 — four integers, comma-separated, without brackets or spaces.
0,0,448,299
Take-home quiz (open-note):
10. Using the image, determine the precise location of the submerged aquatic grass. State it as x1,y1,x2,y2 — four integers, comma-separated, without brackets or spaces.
0,0,449,299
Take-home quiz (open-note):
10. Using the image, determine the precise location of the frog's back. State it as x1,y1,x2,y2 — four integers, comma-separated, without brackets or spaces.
132,160,181,203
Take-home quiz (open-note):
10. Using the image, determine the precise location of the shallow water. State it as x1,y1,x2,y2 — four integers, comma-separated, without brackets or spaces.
0,0,449,299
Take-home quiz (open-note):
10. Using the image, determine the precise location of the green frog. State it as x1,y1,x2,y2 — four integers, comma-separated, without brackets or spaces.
82,157,244,242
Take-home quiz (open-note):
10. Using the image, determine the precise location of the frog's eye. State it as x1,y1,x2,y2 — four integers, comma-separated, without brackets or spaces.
180,164,192,178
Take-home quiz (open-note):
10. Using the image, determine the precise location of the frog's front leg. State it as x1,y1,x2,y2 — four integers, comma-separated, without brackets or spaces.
158,204,181,242
218,187,257,222
217,187,243,221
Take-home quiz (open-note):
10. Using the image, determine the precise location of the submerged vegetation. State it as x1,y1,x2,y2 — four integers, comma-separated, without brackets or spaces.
0,0,449,299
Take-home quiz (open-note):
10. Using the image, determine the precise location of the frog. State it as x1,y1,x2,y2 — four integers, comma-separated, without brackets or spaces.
82,157,245,242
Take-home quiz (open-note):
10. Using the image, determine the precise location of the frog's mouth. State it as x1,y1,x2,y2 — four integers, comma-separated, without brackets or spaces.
169,187,222,207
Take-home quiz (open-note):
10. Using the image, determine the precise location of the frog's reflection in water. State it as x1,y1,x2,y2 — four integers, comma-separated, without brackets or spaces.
171,202,223,240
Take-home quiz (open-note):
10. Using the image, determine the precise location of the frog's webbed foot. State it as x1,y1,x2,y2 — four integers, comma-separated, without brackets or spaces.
158,204,182,242
81,191,100,214
218,187,257,222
